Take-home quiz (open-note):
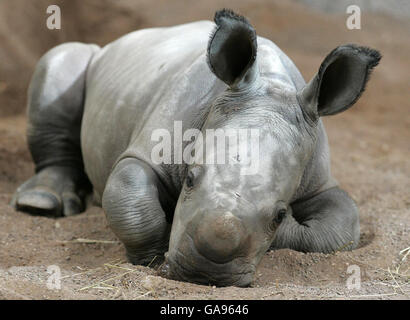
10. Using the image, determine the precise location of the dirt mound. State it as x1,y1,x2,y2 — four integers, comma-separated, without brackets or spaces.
0,0,409,299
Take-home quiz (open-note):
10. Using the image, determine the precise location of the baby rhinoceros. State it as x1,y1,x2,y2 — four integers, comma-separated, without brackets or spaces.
12,9,381,287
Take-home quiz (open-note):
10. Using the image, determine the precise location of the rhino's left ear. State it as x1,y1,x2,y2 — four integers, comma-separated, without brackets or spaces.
207,9,258,89
297,44,381,121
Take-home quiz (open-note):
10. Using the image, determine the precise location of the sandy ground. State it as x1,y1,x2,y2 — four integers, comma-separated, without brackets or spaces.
0,0,409,299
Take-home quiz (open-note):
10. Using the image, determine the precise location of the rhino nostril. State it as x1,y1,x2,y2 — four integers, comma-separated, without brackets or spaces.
193,211,245,263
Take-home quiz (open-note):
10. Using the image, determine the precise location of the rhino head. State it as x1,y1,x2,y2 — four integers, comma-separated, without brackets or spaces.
166,9,380,287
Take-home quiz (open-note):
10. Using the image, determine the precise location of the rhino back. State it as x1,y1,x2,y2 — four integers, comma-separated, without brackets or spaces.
81,20,332,203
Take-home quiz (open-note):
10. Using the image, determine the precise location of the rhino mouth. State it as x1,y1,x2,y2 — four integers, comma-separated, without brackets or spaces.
166,235,255,287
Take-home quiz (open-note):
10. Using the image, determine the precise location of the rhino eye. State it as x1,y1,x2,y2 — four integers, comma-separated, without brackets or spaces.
186,171,194,188
185,166,202,189
275,209,287,224
269,207,287,231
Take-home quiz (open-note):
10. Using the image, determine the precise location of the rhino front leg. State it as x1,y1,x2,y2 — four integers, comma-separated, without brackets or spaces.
271,187,360,253
102,158,173,265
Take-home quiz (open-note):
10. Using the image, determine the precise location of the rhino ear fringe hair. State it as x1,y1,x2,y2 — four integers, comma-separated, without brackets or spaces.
214,8,251,25
206,9,257,83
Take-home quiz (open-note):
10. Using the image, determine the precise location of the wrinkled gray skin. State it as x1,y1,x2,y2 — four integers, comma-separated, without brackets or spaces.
12,10,381,287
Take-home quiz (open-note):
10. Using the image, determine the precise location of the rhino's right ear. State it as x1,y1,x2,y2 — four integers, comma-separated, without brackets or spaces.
207,9,258,90
297,44,381,122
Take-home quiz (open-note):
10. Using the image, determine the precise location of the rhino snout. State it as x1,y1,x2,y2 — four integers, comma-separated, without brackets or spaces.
166,208,255,287
193,210,247,264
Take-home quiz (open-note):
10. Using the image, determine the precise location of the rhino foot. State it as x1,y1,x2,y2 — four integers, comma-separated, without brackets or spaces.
11,166,91,217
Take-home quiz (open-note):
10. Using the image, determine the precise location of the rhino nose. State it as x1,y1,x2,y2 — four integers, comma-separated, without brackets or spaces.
193,210,246,264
